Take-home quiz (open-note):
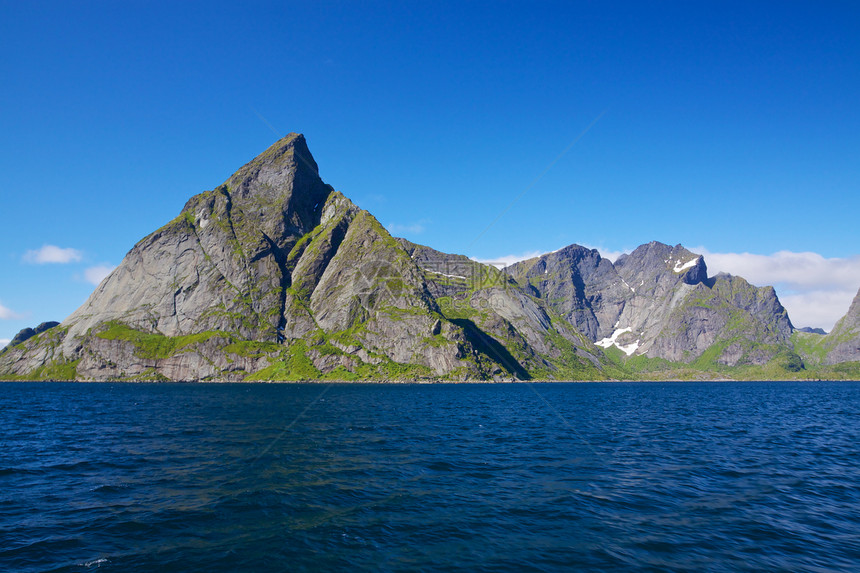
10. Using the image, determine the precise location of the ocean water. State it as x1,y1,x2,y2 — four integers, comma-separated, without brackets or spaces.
1,381,858,572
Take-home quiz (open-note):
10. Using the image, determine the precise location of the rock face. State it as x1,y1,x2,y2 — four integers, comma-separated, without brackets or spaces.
823,288,860,364
397,240,604,380
508,241,794,366
65,134,331,343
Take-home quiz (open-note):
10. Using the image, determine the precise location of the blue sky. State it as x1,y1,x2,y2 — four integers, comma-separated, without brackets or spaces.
2,0,859,343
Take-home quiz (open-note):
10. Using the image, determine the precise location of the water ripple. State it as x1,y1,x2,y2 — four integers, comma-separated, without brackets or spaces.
0,381,858,572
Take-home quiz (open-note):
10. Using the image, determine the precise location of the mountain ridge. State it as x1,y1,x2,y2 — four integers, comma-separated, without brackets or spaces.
2,134,859,381
507,240,794,367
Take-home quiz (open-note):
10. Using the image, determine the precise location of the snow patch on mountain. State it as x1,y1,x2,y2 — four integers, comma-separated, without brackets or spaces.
673,258,699,273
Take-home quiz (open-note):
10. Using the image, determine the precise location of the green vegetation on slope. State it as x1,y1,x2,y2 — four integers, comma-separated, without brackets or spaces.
0,359,80,381
96,321,227,359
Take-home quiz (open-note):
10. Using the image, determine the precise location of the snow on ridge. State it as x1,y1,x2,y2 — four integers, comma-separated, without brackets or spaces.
673,257,699,273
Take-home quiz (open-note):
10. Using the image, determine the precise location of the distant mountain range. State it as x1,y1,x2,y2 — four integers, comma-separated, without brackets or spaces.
2,134,859,381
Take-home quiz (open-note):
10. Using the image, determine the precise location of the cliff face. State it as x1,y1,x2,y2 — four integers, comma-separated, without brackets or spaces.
508,241,794,367
397,240,605,380
65,134,329,343
823,288,860,364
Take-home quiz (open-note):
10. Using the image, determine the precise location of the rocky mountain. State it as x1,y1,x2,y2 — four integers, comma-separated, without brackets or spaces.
507,242,794,367
396,239,606,380
1,134,855,381
823,288,860,364
0,134,606,382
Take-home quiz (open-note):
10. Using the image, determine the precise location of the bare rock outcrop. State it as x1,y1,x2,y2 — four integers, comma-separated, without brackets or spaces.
823,288,860,364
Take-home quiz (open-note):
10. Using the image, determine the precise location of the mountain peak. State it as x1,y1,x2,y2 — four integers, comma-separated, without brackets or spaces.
614,241,707,285
257,132,318,172
216,132,321,201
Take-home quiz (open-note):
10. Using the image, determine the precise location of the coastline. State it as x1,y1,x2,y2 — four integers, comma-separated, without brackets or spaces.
2,377,857,384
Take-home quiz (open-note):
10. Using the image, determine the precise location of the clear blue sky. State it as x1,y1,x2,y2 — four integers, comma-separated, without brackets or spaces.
2,0,859,341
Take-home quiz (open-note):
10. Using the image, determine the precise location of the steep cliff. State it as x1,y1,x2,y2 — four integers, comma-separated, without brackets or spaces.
397,240,607,380
823,288,860,364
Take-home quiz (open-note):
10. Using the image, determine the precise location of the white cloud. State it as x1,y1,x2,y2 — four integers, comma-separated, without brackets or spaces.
779,289,858,332
695,248,860,331
84,265,116,286
696,249,860,291
23,245,83,264
471,250,547,269
472,244,630,269
0,302,25,320
0,338,10,348
387,220,428,235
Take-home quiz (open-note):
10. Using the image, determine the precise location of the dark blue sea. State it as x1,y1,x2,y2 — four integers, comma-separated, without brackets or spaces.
1,381,858,572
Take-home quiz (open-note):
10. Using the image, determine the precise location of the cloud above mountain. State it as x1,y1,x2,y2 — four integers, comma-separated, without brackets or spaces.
23,245,83,264
83,265,116,286
0,302,24,320
697,250,860,290
472,250,547,268
696,249,860,331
